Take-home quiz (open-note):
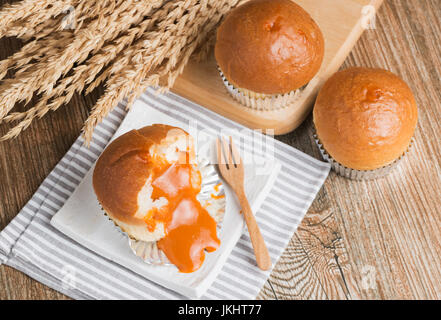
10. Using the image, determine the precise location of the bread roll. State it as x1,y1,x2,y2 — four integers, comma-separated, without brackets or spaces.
313,67,418,171
215,0,324,95
92,124,198,242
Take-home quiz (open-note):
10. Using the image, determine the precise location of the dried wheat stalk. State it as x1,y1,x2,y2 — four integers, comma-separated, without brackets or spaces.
6,0,124,40
83,0,246,143
2,1,174,132
0,31,74,81
0,0,130,81
0,0,71,37
0,0,152,120
85,0,195,95
3,1,74,39
6,14,66,41
0,0,244,143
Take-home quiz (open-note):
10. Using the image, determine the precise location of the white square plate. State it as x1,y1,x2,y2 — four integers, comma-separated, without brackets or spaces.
50,100,281,298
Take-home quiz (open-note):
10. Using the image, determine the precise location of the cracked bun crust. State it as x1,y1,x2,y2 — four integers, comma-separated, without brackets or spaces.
92,124,198,242
215,0,324,94
313,67,418,171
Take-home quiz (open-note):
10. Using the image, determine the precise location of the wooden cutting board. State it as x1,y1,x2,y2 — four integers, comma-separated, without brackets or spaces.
172,0,384,135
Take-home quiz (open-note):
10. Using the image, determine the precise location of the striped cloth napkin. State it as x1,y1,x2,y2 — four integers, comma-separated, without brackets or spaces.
0,88,330,299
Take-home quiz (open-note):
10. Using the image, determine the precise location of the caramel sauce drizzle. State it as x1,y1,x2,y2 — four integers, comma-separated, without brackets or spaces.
147,162,220,273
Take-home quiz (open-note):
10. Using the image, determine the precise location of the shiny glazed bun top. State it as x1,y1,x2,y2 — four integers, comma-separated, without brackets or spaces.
215,0,324,95
313,67,418,171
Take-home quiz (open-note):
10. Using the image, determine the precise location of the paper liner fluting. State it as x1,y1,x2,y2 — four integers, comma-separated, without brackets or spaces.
313,128,413,180
103,155,226,267
218,67,303,111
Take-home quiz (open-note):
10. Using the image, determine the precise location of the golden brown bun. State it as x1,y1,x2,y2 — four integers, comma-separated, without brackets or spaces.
313,67,418,171
92,124,197,241
215,0,324,94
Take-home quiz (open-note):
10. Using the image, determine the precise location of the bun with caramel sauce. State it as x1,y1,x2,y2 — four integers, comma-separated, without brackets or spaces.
93,124,220,273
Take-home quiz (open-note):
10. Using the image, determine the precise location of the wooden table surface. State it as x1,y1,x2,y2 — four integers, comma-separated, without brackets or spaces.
1,0,440,300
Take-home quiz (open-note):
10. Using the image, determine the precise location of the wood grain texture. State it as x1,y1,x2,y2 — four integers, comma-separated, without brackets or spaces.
1,0,440,299
258,0,441,300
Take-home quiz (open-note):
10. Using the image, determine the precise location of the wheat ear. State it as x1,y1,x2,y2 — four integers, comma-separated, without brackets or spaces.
0,0,167,139
0,0,152,120
85,0,186,95
0,0,131,79
4,0,126,40
0,0,245,142
0,31,74,81
0,0,72,37
83,0,245,144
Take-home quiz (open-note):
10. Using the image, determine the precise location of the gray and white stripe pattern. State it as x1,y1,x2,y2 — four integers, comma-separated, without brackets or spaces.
0,88,329,299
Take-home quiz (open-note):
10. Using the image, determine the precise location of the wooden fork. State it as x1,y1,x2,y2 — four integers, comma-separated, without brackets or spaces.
216,136,271,271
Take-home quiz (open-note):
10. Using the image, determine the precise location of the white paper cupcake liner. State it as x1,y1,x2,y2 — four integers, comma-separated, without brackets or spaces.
103,155,226,267
312,126,413,180
218,67,303,111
